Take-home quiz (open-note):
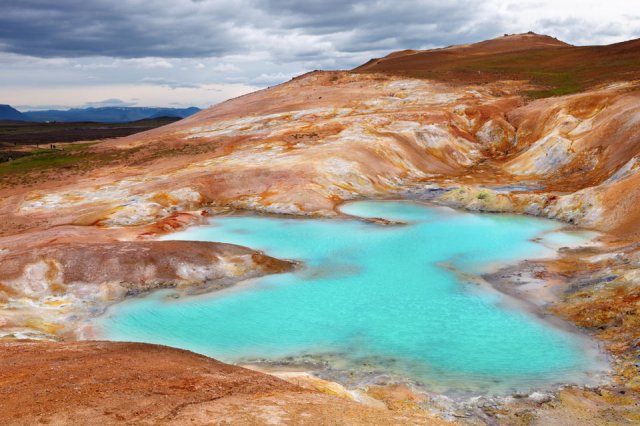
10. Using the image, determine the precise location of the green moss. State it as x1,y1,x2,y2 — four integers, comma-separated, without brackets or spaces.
524,71,581,99
0,150,84,174
477,190,490,200
358,43,640,99
459,54,585,99
525,86,581,99
0,142,120,178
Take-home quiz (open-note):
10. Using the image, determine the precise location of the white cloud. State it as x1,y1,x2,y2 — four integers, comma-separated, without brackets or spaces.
128,58,174,69
209,63,241,72
0,52,71,68
251,72,300,85
485,0,640,45
1,83,259,110
74,57,174,70
141,77,202,89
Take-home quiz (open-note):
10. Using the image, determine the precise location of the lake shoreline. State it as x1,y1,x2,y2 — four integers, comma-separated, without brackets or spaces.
1,198,627,424
86,200,616,423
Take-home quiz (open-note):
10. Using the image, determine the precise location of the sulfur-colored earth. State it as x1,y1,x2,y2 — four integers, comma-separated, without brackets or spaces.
1,32,640,425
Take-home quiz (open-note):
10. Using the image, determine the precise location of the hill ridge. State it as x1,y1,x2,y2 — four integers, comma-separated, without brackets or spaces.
354,32,640,97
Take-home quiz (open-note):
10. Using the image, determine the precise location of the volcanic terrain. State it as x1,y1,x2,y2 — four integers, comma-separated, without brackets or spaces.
1,33,640,424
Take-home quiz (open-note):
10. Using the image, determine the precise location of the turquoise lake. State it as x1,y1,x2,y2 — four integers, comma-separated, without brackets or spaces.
96,201,608,396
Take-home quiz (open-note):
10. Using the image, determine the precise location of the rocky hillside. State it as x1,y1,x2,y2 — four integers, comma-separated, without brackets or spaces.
7,48,637,237
0,341,444,425
356,32,640,98
1,33,640,425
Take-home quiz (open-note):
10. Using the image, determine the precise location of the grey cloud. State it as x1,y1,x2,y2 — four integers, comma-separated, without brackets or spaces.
1,1,638,67
0,0,500,61
0,0,241,58
1,0,639,109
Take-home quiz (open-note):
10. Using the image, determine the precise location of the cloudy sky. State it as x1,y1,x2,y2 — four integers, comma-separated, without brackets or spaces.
1,0,638,111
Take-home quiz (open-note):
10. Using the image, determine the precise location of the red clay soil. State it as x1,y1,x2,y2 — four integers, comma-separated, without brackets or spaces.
1,32,640,426
0,341,446,426
0,240,292,285
355,32,640,95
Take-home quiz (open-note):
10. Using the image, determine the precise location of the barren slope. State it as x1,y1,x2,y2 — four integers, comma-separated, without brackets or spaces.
0,341,444,425
356,32,640,97
6,71,639,237
1,33,640,425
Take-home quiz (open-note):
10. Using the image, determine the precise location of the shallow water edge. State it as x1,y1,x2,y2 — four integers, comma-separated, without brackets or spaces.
91,200,611,409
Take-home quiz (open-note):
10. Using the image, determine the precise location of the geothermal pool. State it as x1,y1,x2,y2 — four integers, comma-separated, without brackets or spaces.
96,201,608,395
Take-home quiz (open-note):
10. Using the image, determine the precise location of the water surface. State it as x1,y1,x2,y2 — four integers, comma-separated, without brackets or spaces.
96,201,607,395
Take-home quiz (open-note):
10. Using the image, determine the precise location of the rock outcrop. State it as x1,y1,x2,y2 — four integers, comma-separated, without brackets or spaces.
1,32,639,425
0,240,294,340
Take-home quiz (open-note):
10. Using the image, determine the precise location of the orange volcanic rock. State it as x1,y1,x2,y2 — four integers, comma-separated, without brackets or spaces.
1,32,640,425
1,35,638,348
505,85,640,185
7,72,526,226
356,33,570,77
0,34,637,241
0,34,640,352
0,341,446,425
0,240,291,288
0,240,294,340
355,32,640,93
8,69,638,237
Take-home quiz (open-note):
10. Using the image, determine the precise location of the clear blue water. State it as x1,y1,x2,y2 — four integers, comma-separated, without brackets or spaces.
96,201,607,395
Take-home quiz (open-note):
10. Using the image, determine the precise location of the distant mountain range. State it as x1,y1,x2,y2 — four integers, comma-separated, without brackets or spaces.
0,104,200,123
0,105,28,121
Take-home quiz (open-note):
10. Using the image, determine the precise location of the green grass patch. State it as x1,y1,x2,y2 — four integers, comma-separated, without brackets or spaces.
525,85,582,99
458,53,585,99
358,42,640,99
524,71,582,99
0,142,117,176
0,149,85,174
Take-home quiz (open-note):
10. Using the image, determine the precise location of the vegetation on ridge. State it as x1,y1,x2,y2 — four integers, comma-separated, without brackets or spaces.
355,34,640,98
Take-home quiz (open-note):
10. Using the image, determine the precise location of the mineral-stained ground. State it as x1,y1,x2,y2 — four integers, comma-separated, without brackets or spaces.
1,32,640,424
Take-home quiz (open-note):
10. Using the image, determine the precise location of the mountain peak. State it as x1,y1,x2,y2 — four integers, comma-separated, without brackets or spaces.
366,32,570,65
0,104,28,121
354,33,638,95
